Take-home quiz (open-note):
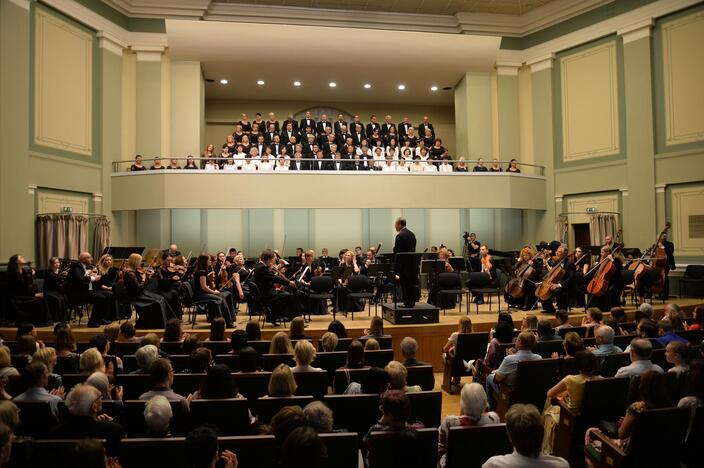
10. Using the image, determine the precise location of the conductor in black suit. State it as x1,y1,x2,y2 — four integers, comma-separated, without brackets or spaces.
393,217,419,308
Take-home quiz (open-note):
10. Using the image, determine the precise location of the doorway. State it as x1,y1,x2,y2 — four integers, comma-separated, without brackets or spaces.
572,223,591,248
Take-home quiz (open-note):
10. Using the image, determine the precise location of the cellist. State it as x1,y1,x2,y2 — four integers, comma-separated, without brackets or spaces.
539,244,576,315
506,246,541,311
473,245,496,305
587,246,623,312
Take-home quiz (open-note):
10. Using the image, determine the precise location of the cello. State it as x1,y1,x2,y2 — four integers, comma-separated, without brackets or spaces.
586,245,622,297
506,249,545,299
535,253,568,301
649,222,671,296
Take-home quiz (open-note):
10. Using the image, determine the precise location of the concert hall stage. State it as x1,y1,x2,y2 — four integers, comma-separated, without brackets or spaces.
10,298,703,373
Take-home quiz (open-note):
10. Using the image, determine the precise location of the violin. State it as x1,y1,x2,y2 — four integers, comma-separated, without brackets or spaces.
480,254,493,280
167,264,187,275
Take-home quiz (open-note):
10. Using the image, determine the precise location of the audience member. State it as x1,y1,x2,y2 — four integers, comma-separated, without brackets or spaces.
361,316,389,339
238,347,261,373
245,320,262,341
320,332,338,352
12,362,64,416
582,308,603,337
132,344,159,375
615,338,664,377
80,348,106,375
281,425,325,468
269,332,294,355
268,364,297,398
0,347,19,378
343,340,366,369
687,306,704,331
163,319,186,343
400,337,428,367
119,321,139,342
71,438,120,468
665,341,690,375
363,338,380,351
0,402,19,434
208,318,227,342
443,316,473,358
657,320,688,346
562,332,584,357
385,361,420,393
194,364,243,400
289,317,311,340
589,325,622,358
143,395,173,437
139,358,188,401
0,422,13,467
537,320,561,341
554,310,572,333
269,405,307,445
486,332,541,410
327,320,347,339
32,346,62,389
303,401,334,433
292,340,323,372
185,425,238,468
229,330,248,354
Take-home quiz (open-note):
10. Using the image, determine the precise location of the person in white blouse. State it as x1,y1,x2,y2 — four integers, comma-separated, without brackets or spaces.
386,139,399,160
397,158,410,172
439,159,454,173
382,158,397,172
234,149,247,169
373,147,386,170
399,141,413,159
279,147,291,167
258,155,274,172
415,140,427,157
372,141,385,158
418,147,430,168
424,161,438,172
400,148,414,162
242,156,258,172
222,158,238,171
409,155,425,172
204,159,219,171
275,156,289,171
356,140,372,157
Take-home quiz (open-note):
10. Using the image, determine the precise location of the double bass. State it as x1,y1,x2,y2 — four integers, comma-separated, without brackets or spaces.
649,222,671,296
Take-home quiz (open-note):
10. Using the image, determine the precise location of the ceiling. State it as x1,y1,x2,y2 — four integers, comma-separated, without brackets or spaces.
217,0,556,16
167,20,501,105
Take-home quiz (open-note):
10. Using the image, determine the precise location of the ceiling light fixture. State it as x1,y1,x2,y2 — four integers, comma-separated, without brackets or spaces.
430,86,438,91
256,80,265,85
219,79,229,85
329,82,337,88
363,83,371,89
293,81,301,87
397,84,406,90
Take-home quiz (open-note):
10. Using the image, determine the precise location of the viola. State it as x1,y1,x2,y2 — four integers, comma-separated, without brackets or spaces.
480,254,493,279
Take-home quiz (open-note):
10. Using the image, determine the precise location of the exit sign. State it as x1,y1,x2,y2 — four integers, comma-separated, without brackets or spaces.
62,206,73,213
586,207,597,213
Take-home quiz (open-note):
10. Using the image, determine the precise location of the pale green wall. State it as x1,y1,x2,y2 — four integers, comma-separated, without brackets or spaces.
497,74,520,159
453,76,469,158
531,68,555,243
170,61,203,156
136,61,162,157
466,73,493,158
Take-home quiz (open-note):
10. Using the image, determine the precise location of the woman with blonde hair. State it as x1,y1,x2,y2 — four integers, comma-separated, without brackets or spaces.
33,347,62,389
443,316,473,357
96,254,119,293
292,341,323,372
122,253,176,328
268,363,297,397
0,347,18,379
79,348,105,375
269,332,294,355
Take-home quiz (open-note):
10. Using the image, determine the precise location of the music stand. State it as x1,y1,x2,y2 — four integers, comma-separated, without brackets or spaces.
367,263,391,304
421,252,439,260
448,257,466,272
331,266,354,282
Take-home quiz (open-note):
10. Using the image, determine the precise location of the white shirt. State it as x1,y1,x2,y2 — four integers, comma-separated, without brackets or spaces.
381,164,396,172
483,452,569,468
275,163,289,171
439,163,453,173
234,152,247,168
424,164,438,172
259,161,274,172
242,162,257,172
386,147,399,159
396,162,410,172
222,163,238,171
410,163,424,172
204,162,219,171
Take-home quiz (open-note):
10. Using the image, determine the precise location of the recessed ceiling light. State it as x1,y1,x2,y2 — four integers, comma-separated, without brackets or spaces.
397,84,406,90
256,80,265,85
293,81,301,87
363,83,372,89
219,79,228,85
430,86,438,91
329,82,337,88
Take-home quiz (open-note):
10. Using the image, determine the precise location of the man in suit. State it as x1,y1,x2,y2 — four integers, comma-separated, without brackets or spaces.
65,252,113,327
264,124,278,144
336,125,352,148
393,218,419,308
382,115,396,136
282,115,299,134
418,115,435,140
269,134,283,156
311,150,331,171
299,111,316,135
302,133,317,156
366,115,381,137
351,154,371,171
281,122,298,143
333,114,347,135
289,152,308,171
255,135,267,158
316,113,331,135
352,124,366,146
398,116,413,138
252,249,298,324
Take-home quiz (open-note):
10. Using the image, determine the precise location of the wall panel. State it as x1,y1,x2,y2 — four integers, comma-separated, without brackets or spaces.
670,184,704,258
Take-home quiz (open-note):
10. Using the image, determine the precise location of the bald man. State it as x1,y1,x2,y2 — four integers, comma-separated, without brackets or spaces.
65,252,114,327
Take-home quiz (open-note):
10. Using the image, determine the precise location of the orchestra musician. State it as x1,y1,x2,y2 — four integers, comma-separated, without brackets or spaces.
6,254,52,325
122,253,177,329
193,254,235,327
156,254,185,320
659,232,675,299
252,249,298,325
292,250,325,315
463,232,481,272
427,247,457,309
586,246,623,312
538,244,575,315
572,246,591,308
335,250,363,313
472,245,496,305
229,253,252,303
65,252,114,327
43,257,68,322
96,254,120,321
506,247,541,311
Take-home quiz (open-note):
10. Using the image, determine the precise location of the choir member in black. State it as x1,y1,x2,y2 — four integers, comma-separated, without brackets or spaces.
489,159,502,172
418,116,435,140
184,156,198,169
65,252,114,327
506,247,541,311
43,257,68,322
393,217,419,308
539,245,575,315
252,249,298,325
427,247,457,309
129,155,146,171
572,246,591,308
6,254,52,325
586,246,623,312
122,253,177,328
507,158,521,173
193,254,235,327
156,254,185,320
96,254,120,320
335,250,363,313
473,158,489,172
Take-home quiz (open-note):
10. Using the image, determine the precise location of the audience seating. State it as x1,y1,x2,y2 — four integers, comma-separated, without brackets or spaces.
675,329,701,345
558,326,586,338
255,396,315,423
10,354,30,372
600,352,631,377
496,359,560,419
678,264,704,298
14,401,58,437
366,427,438,468
6,374,26,396
553,377,631,461
116,400,189,436
114,341,141,357
333,368,370,394
214,353,241,371
60,374,89,392
292,370,328,399
445,424,512,468
54,355,79,375
262,353,295,371
362,349,394,368
159,341,185,355
683,407,704,468
441,332,490,394
312,351,347,384
323,394,380,438
190,398,251,435
318,432,360,468
357,336,392,349
613,334,634,351
534,340,565,359
246,340,271,356
317,337,352,352
9,438,105,468
232,372,272,401
584,407,690,468
406,365,435,391
406,391,442,428
122,354,189,373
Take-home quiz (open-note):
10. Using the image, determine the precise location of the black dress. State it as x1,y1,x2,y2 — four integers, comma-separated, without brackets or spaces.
193,270,234,327
129,165,146,171
7,270,52,325
156,268,184,320
43,270,68,322
123,270,176,328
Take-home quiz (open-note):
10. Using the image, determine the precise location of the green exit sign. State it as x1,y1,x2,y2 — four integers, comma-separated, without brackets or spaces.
585,207,597,213
62,206,73,213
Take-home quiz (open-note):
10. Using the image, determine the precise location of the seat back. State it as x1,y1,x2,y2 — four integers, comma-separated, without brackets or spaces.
293,370,329,399
120,437,186,467
333,368,369,394
6,375,26,396
190,399,252,435
319,432,359,468
215,354,241,372
116,374,152,400
347,274,371,292
438,272,461,289
600,352,631,377
445,424,512,468
581,377,631,422
311,275,334,293
255,396,315,423
534,340,566,358
248,340,272,356
232,372,272,401
54,355,79,375
201,341,233,355
323,393,379,438
357,336,392,349
683,406,704,468
509,359,560,409
121,399,189,436
218,435,277,468
10,354,30,372
312,351,347,385
558,326,587,338
61,374,88,392
407,391,441,428
626,407,690,467
367,427,438,468
489,343,515,370
675,329,701,345
159,341,183,355
363,349,394,368
172,373,205,396
15,401,58,437
318,337,353,352
114,341,141,357
684,264,704,278
11,439,105,468
613,335,635,351
651,348,670,370
406,365,435,391
262,353,295,371
451,333,490,375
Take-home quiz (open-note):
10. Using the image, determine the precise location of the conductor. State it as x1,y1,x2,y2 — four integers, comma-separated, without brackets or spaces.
393,217,419,307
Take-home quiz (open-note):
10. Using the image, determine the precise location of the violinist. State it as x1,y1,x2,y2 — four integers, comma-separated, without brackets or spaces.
65,252,114,327
156,254,185,319
122,253,177,328
230,253,251,302
463,232,481,271
572,247,591,308
335,250,363,313
252,249,298,325
586,246,623,312
427,247,457,309
472,245,496,305
43,257,68,322
538,244,575,315
193,254,235,327
6,254,52,326
293,250,326,315
96,254,120,321
506,247,540,311
659,232,675,300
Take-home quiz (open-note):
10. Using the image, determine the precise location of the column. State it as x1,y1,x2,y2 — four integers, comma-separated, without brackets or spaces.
0,0,33,259
170,61,204,156
620,21,657,248
655,184,667,231
496,62,521,161
454,72,493,159
529,55,556,242
134,47,165,158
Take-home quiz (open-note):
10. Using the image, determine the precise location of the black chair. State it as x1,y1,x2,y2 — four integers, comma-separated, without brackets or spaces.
262,353,295,371
190,398,252,435
61,374,89,392
172,373,206,396
246,282,270,325
442,332,490,394
367,427,438,468
319,432,360,468
613,334,635,351
333,368,369,394
247,340,271,356
309,276,335,320
255,396,314,423
357,336,392,349
496,359,560,419
407,391,442,428
159,341,183,355
406,365,435,391
232,372,272,402
54,355,79,375
558,326,587,338
116,374,153,400
318,337,352,352
113,341,141,357
218,435,278,468
675,329,702,345
363,349,394,368
215,354,241,372
323,393,380,439
437,272,468,315
14,401,58,437
600,352,631,377
467,272,500,313
202,341,233,355
345,274,376,319
312,351,347,386
445,424,512,468
10,439,105,468
293,370,329,399
679,264,704,298
534,340,566,358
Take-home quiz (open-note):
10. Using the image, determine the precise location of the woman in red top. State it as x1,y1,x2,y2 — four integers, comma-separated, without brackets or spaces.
688,305,704,330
